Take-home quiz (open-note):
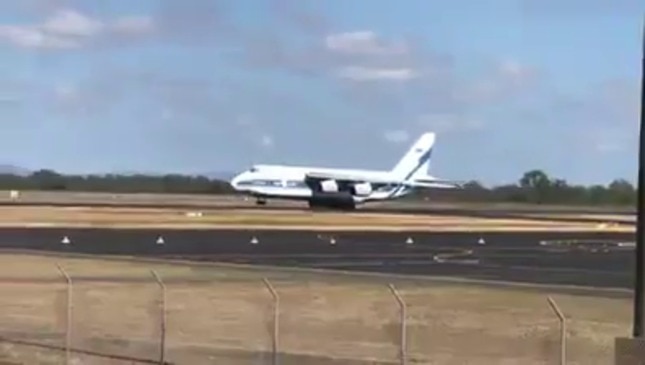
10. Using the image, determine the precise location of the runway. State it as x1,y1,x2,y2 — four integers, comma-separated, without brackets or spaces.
0,201,635,226
0,228,635,289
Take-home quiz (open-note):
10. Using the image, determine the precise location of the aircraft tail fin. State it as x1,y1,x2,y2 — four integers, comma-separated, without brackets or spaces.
390,132,435,181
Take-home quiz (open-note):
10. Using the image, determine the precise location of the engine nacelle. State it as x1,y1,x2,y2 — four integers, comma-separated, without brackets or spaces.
320,179,339,193
353,182,372,196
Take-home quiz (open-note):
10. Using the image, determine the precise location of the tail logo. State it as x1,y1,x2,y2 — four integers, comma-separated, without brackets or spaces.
404,148,432,181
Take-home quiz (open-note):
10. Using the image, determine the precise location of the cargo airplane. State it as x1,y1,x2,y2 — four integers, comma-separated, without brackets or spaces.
229,132,461,210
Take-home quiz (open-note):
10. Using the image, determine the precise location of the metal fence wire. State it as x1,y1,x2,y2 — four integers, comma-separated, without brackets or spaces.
0,265,585,365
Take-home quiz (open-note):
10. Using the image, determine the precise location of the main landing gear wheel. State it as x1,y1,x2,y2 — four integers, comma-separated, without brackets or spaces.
256,198,267,206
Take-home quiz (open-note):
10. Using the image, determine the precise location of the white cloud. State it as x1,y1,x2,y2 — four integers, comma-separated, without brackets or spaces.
323,31,421,83
336,66,418,81
50,81,94,115
0,8,155,50
595,141,624,153
325,31,408,55
54,83,77,100
0,25,79,49
455,59,538,104
383,129,410,144
496,59,537,86
42,9,103,37
260,134,274,148
584,125,634,154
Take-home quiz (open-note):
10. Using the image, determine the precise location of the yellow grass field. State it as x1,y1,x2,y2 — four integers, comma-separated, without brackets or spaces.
0,253,630,365
0,206,634,232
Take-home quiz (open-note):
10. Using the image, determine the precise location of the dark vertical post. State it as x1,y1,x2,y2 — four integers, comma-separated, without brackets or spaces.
614,18,645,365
634,17,645,338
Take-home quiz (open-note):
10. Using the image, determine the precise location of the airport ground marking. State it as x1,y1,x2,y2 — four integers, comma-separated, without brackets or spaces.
0,222,633,232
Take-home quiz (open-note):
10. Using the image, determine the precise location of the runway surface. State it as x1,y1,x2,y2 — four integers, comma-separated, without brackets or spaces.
0,201,635,225
0,228,635,289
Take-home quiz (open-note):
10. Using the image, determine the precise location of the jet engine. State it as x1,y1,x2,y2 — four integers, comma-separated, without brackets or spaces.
353,182,372,196
320,179,339,193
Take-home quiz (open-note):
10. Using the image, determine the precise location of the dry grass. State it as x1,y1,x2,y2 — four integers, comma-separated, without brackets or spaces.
0,190,284,209
0,206,634,232
0,253,631,365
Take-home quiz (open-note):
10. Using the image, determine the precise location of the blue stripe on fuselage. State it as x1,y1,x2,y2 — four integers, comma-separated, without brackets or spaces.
388,147,432,198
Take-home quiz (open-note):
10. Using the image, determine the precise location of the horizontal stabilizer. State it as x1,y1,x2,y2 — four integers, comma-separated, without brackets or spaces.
410,180,462,189
412,174,464,189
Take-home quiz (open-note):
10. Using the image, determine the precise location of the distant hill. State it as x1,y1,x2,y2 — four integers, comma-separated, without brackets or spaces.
0,164,31,176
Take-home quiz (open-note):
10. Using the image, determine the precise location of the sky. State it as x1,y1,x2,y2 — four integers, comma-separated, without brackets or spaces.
0,0,643,186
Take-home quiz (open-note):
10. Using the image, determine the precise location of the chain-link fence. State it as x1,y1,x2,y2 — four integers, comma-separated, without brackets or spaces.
0,264,631,365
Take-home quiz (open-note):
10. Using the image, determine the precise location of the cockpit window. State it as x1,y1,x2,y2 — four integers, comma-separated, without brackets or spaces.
249,167,258,173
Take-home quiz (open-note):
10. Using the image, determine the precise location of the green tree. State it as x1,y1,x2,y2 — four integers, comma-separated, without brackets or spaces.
519,169,552,203
607,179,635,205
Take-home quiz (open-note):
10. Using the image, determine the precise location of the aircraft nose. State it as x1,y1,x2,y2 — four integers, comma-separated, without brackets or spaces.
230,173,247,190
230,174,241,187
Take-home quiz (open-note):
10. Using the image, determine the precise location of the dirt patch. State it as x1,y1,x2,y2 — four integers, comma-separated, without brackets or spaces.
0,253,631,365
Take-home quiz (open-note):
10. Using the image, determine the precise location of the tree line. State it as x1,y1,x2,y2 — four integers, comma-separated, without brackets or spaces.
419,169,636,207
0,168,637,207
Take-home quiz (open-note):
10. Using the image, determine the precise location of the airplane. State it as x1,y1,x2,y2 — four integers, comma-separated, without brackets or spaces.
229,132,462,210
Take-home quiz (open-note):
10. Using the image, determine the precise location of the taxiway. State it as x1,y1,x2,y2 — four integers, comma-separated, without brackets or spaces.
0,228,634,289
0,202,635,226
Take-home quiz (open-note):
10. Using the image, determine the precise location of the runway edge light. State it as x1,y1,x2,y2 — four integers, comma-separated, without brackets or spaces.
250,236,259,245
615,14,645,365
406,237,414,244
61,236,70,245
156,236,165,245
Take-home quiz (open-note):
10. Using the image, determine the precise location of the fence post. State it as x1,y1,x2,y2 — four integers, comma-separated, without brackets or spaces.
151,270,166,365
56,264,72,365
388,283,407,365
263,278,279,365
547,296,567,365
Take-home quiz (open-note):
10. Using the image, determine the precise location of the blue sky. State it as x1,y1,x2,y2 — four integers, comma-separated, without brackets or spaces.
0,0,643,185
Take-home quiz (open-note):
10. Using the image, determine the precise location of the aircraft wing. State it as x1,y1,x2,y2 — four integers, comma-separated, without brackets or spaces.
305,172,396,184
305,172,463,189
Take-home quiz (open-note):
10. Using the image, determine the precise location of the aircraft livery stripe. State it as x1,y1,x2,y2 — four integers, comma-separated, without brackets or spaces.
388,147,433,198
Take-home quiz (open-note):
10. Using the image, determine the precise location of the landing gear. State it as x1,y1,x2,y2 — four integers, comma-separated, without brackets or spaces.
256,198,267,206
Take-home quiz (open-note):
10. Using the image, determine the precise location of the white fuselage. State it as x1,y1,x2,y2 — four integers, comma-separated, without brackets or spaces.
230,164,412,204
